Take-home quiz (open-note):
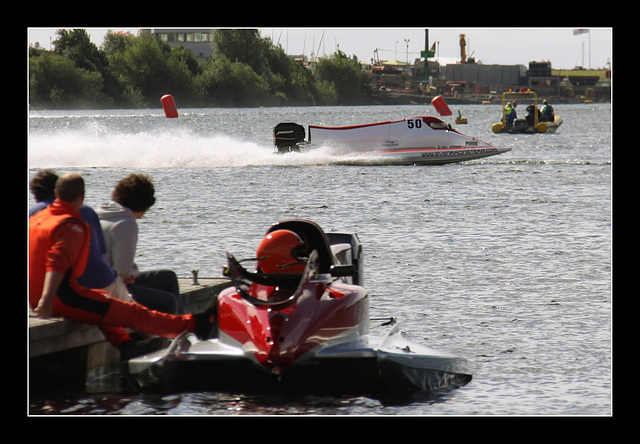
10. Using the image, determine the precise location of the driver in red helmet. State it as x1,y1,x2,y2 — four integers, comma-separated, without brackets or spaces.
252,229,308,300
256,229,308,274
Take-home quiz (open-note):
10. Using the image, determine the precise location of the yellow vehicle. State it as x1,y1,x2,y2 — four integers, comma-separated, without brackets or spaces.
491,91,563,134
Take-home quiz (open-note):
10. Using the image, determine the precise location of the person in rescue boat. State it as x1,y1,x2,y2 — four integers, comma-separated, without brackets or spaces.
541,100,555,122
97,174,182,315
526,102,541,126
505,101,517,127
28,173,218,360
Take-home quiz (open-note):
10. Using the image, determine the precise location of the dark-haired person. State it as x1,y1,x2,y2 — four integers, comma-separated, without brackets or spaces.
29,173,218,360
29,169,132,304
97,174,183,314
28,169,58,216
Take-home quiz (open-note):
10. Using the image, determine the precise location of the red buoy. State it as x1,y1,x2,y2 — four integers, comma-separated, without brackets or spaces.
161,94,178,118
431,95,452,116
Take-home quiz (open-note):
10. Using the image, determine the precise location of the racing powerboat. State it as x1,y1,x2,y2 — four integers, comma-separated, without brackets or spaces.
273,116,510,165
125,220,473,397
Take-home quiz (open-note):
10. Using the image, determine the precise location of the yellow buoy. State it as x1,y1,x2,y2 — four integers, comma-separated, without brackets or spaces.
536,123,548,133
491,122,504,133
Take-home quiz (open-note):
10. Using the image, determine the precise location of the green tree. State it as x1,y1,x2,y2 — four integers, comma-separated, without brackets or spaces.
102,31,137,59
101,31,142,106
313,51,373,105
171,45,202,77
209,29,334,106
28,28,380,109
196,56,269,107
107,33,201,107
53,29,104,72
202,30,289,106
211,29,268,75
283,64,318,105
259,38,316,104
311,79,338,106
52,29,125,106
29,51,111,108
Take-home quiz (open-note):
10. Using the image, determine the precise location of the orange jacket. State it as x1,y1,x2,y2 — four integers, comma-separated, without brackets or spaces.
29,200,91,308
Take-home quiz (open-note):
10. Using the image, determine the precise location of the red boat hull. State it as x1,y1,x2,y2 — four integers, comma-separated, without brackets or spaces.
218,279,369,373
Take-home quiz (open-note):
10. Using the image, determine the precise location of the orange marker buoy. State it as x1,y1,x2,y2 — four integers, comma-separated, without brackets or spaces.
431,95,452,116
161,94,178,118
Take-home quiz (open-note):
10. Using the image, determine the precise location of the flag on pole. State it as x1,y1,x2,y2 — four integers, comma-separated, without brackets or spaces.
573,29,589,36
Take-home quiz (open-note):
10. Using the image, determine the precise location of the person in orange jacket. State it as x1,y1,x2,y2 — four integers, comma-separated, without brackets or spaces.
28,173,217,360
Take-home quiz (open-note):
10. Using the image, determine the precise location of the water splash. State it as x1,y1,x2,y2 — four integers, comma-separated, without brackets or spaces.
27,124,397,169
28,126,340,169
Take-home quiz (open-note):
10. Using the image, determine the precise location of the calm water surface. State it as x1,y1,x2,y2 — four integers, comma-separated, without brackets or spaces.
28,104,612,415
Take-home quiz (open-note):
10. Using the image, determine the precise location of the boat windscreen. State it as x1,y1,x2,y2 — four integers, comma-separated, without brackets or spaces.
427,120,450,130
224,250,320,307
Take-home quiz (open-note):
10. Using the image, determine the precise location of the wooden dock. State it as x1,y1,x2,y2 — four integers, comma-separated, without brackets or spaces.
28,278,232,393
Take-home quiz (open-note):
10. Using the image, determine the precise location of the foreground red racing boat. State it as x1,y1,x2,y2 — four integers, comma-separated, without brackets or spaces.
125,220,473,397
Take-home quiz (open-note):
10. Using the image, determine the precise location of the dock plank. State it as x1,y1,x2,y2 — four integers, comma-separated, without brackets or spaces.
28,277,232,390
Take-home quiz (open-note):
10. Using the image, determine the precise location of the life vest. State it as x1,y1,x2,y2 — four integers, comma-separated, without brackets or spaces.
29,200,91,308
506,105,518,122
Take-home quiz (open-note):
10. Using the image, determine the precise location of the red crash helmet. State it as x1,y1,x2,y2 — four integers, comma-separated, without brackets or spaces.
256,229,307,274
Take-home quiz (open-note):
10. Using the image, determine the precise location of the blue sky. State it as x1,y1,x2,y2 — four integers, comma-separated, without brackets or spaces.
27,27,612,70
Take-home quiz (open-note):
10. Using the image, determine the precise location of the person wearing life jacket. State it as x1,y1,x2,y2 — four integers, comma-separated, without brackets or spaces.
29,169,132,305
541,100,555,122
504,101,517,127
28,173,218,360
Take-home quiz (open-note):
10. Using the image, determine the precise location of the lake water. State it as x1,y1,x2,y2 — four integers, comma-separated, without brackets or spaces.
28,103,612,415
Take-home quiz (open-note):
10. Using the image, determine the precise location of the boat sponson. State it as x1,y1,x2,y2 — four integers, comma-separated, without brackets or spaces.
127,335,472,395
155,352,470,396
377,358,472,393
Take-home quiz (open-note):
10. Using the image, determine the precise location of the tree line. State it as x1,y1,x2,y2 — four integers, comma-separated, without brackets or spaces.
28,29,378,109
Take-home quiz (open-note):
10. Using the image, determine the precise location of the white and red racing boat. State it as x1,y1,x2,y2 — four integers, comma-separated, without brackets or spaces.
273,116,510,165
125,220,473,398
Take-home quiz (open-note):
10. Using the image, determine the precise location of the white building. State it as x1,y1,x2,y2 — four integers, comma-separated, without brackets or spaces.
140,29,213,61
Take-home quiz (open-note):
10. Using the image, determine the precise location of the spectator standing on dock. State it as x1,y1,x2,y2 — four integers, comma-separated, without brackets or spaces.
29,170,132,304
28,173,218,360
97,174,183,315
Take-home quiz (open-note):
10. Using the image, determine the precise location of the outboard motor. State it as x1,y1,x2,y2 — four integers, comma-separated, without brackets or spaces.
513,118,528,132
274,122,306,153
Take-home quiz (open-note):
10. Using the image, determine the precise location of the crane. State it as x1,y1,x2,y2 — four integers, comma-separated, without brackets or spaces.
459,34,476,64
459,34,467,63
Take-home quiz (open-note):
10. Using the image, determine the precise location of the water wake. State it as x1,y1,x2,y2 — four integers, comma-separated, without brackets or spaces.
27,128,344,169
